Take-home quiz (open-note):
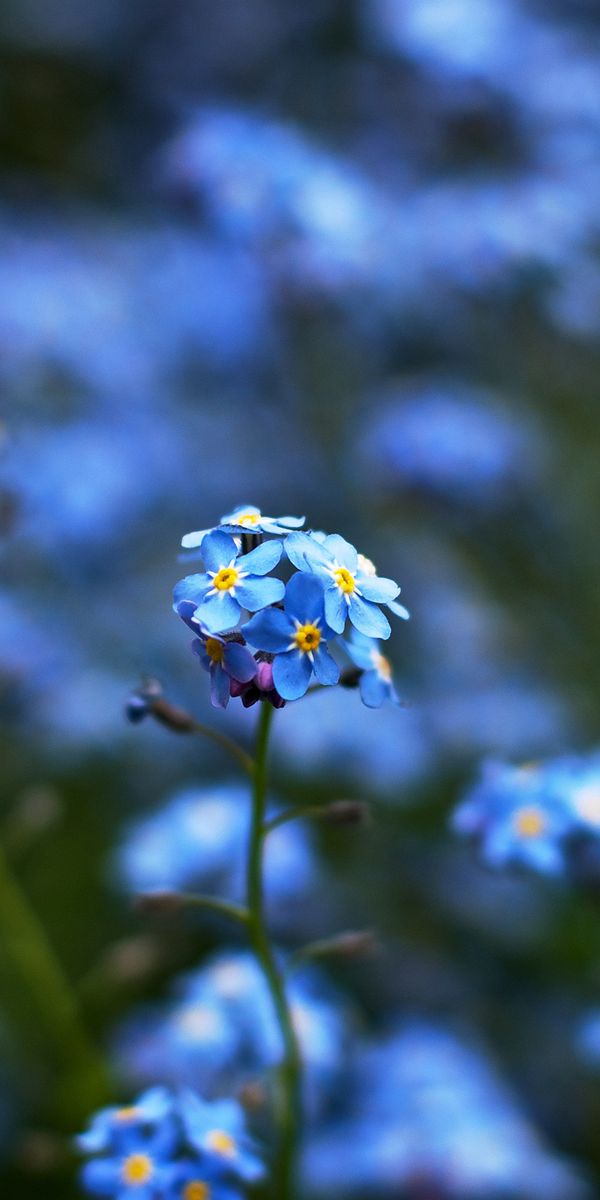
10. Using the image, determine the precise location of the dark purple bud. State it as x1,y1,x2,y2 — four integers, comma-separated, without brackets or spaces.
256,661,275,691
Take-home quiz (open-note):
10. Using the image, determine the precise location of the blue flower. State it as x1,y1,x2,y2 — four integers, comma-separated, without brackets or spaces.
173,530,284,634
285,532,408,639
180,1094,264,1185
174,601,257,708
78,1088,178,1198
452,761,576,876
344,630,401,708
243,573,339,700
164,1160,242,1200
181,505,304,548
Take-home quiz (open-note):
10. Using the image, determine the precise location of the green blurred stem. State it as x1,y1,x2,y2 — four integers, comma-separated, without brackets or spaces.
0,838,108,1116
189,719,255,775
247,703,302,1200
178,893,249,924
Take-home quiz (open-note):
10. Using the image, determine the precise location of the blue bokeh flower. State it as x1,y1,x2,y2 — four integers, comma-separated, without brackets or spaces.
78,1087,178,1198
181,505,305,548
180,1094,264,1185
452,761,576,876
344,630,401,708
173,530,284,634
285,532,408,639
244,573,339,700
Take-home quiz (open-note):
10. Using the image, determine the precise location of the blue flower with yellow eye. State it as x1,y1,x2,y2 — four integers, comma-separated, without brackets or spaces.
345,630,401,708
244,573,339,700
165,1161,242,1200
181,505,305,549
78,1088,177,1198
174,530,284,634
285,532,408,639
180,1094,264,1186
175,599,258,708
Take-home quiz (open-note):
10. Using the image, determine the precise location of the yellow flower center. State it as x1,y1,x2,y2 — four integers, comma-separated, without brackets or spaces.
236,511,260,527
205,637,225,664
371,650,392,682
293,623,322,653
115,1107,139,1123
206,1130,236,1158
334,567,356,595
513,806,546,839
213,566,239,591
183,1182,211,1200
121,1154,154,1186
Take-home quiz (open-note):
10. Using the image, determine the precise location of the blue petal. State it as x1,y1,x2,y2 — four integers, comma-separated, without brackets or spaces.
312,646,340,686
194,592,241,633
349,595,391,639
176,598,202,631
244,608,292,653
223,642,257,682
181,527,211,549
210,663,231,708
273,650,313,700
200,530,239,572
235,576,285,612
386,598,410,620
80,1160,120,1196
358,575,400,602
173,574,211,609
284,572,326,623
323,534,357,570
324,586,348,634
359,670,386,708
345,632,378,670
237,539,283,575
285,532,332,573
263,514,305,532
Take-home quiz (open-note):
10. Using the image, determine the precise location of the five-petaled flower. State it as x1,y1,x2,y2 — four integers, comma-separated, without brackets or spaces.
285,532,409,639
181,506,305,549
244,573,340,700
174,530,285,634
180,1094,265,1186
175,598,258,708
78,1087,177,1198
345,630,401,708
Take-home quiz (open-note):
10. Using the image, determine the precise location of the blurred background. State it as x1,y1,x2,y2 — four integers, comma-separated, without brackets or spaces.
2,0,600,1195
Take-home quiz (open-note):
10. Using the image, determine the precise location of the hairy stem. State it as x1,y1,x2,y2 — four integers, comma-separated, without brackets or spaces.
247,703,302,1200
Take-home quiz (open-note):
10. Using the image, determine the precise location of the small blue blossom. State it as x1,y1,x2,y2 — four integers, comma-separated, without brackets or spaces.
174,601,257,708
344,630,401,708
285,531,408,639
452,761,576,876
244,573,339,700
181,505,305,549
78,1088,178,1198
173,530,284,634
78,1089,264,1199
180,1094,264,1185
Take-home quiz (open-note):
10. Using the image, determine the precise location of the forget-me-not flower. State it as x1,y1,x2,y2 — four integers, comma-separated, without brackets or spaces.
174,530,284,634
244,573,339,700
344,629,401,708
78,1087,178,1198
181,1094,264,1185
285,531,408,639
181,505,305,548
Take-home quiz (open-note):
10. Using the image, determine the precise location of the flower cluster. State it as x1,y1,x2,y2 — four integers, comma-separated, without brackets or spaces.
451,751,600,878
174,506,408,707
78,1087,263,1200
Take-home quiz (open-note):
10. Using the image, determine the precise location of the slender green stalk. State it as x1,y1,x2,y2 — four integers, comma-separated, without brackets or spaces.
0,839,109,1118
247,703,302,1200
188,719,255,776
177,893,250,924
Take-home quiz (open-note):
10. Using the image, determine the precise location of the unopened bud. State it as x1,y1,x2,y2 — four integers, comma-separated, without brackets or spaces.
148,697,197,734
323,800,370,826
100,935,162,984
134,889,186,916
328,929,379,959
237,1081,267,1112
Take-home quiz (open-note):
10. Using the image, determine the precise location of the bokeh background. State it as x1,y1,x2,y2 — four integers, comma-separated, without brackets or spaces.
3,0,600,1195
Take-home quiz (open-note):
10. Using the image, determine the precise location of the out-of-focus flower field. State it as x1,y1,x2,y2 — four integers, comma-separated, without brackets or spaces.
3,0,600,1195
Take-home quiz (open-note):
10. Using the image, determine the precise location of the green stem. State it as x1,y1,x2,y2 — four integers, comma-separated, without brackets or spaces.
177,893,250,924
247,703,302,1200
189,719,255,776
0,839,108,1119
